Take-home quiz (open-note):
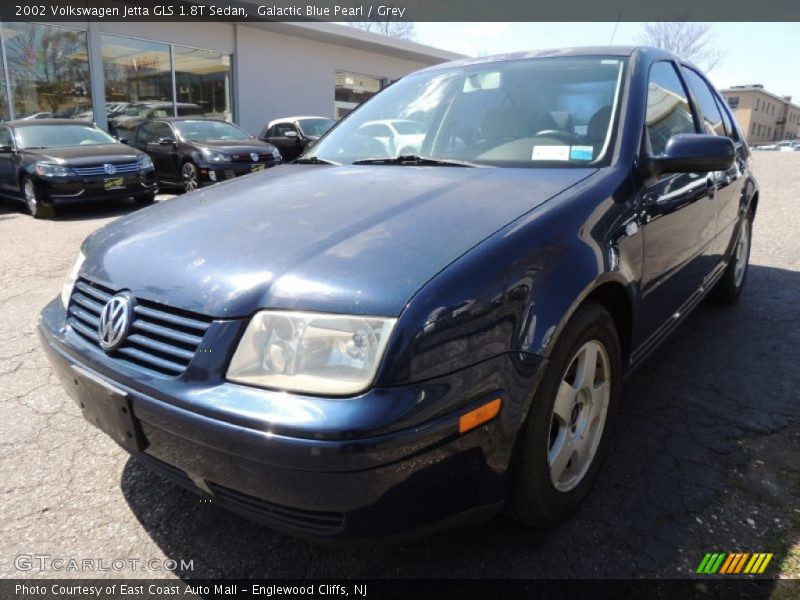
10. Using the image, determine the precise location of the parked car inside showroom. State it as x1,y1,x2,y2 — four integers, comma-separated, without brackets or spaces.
258,116,336,162
126,117,282,192
38,46,757,541
0,119,157,219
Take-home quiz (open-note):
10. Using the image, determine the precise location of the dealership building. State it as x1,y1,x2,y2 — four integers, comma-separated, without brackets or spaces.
0,19,460,134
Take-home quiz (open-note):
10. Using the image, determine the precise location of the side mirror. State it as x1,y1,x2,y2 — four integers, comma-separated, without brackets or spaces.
157,137,176,146
285,130,299,138
117,137,129,144
0,144,12,153
647,134,735,176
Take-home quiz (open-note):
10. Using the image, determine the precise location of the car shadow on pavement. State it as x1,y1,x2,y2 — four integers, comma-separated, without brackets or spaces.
0,196,160,221
119,264,800,580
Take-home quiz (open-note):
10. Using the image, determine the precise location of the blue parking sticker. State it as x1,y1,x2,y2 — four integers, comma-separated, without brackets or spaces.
570,146,594,161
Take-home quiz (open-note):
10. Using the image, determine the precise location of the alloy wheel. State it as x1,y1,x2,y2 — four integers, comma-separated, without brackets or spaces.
548,339,611,492
182,162,198,192
733,219,751,288
23,179,37,215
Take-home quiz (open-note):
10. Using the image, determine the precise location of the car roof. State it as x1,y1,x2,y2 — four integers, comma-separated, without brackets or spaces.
151,117,232,123
3,118,100,128
266,116,332,128
419,45,682,73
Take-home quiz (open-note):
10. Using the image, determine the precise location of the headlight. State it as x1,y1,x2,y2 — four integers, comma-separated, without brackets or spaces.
202,149,232,163
60,250,86,308
138,155,154,170
227,311,396,395
271,148,282,161
35,162,72,177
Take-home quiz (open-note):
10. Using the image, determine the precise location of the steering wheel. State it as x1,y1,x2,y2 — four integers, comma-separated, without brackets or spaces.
533,129,582,144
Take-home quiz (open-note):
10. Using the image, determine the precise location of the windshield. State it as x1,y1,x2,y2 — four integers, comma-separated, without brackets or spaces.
16,125,117,149
297,118,336,137
174,120,250,142
307,56,626,167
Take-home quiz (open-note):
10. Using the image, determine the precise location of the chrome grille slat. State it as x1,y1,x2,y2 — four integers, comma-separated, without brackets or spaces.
126,334,195,362
131,320,204,347
134,304,210,332
68,278,213,377
116,347,185,375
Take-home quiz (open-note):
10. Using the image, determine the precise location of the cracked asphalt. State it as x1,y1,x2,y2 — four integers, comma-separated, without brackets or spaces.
1,154,798,582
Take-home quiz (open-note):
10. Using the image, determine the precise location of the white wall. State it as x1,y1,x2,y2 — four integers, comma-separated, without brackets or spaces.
234,25,437,135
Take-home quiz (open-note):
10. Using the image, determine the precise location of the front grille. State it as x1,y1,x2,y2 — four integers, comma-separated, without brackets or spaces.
72,162,141,176
231,152,273,162
66,278,212,377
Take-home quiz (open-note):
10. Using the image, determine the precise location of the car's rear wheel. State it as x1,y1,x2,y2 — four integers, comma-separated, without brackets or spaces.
181,161,199,193
710,213,752,304
510,301,621,527
21,176,54,219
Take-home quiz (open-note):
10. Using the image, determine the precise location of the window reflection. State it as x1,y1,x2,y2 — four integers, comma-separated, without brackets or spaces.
173,46,232,121
1,22,92,119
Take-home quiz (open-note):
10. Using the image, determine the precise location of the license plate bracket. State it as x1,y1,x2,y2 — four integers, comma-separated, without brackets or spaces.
71,366,146,452
250,163,265,172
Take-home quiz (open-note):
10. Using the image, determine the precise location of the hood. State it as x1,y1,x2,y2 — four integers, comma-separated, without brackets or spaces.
195,139,277,153
26,143,142,166
82,164,596,318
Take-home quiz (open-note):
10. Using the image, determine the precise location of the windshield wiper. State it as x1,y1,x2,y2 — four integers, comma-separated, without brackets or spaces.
295,156,338,165
352,155,478,167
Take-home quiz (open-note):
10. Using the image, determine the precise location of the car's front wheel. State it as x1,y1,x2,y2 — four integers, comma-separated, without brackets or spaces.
710,213,752,304
181,161,199,193
510,301,621,527
21,176,54,219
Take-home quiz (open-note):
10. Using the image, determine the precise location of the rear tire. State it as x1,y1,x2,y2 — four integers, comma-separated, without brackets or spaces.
21,176,54,219
710,213,752,304
510,301,621,527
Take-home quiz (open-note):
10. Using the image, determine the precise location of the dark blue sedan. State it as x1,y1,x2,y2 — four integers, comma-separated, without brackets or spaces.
38,46,757,541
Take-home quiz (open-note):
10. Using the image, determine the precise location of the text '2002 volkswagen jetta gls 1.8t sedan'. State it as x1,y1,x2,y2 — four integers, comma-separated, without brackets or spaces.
39,47,757,541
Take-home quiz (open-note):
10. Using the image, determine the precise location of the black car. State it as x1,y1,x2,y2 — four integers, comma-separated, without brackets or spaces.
39,47,757,540
259,116,336,162
0,119,157,219
127,118,282,193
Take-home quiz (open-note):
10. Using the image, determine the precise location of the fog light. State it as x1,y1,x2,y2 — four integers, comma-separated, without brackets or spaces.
458,398,502,434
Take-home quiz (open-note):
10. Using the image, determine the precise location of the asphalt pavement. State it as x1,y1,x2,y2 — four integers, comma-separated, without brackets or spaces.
1,155,798,581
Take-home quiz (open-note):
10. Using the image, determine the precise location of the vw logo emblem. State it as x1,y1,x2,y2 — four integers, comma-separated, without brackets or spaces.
250,152,259,162
104,163,117,175
98,293,133,352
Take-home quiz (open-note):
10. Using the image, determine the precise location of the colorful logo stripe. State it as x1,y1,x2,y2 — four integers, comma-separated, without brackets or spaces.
697,552,773,574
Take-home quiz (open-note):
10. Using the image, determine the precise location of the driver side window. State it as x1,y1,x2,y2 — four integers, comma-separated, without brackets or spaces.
645,62,698,156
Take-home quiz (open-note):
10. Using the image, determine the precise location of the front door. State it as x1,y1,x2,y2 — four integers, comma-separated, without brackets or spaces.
636,61,718,350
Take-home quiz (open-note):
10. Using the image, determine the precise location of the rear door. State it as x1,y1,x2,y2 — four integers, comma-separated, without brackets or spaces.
636,60,718,349
0,126,18,195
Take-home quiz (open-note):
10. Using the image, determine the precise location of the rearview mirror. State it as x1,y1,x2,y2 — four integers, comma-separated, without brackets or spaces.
0,144,12,153
648,134,735,176
157,137,176,146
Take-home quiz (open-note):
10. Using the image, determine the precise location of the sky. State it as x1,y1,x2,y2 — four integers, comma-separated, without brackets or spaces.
413,22,800,104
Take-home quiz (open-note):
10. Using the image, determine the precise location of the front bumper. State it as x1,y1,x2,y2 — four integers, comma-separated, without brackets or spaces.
36,172,157,206
198,159,281,185
37,298,544,541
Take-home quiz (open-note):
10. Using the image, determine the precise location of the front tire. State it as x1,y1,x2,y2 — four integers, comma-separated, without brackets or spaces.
510,301,621,527
21,176,53,219
181,161,199,193
710,213,752,304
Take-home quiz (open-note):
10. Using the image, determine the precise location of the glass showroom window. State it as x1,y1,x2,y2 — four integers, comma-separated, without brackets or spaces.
1,22,92,120
173,45,232,121
335,71,385,119
101,34,173,115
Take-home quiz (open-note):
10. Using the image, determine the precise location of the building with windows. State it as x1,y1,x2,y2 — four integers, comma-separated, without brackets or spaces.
720,85,800,145
0,20,460,135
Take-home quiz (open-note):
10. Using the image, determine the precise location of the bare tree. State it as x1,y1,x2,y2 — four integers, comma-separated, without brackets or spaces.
348,20,416,41
638,22,725,72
